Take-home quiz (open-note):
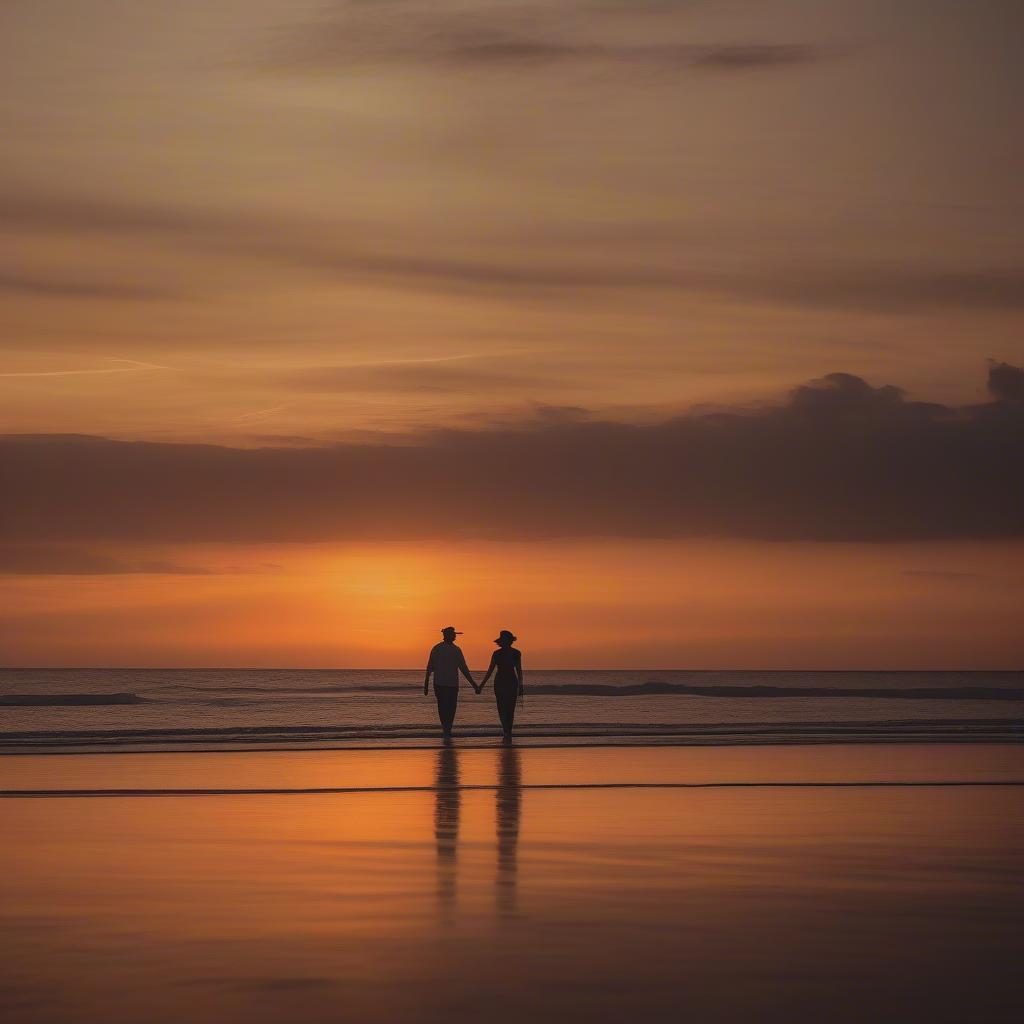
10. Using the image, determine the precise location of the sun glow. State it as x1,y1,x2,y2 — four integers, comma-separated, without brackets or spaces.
2,540,1020,668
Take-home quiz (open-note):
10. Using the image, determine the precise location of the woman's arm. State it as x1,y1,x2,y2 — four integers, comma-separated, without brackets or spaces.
515,650,524,698
478,652,497,691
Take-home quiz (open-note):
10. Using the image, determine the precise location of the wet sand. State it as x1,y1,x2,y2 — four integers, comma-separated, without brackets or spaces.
2,744,1023,1023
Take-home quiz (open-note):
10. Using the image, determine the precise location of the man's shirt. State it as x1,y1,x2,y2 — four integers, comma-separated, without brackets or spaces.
428,641,469,687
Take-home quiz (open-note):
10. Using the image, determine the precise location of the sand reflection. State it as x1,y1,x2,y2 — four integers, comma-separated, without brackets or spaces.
495,744,522,917
432,743,524,921
433,744,461,920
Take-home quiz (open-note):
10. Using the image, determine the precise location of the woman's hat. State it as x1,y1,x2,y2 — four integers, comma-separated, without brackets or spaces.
494,630,517,644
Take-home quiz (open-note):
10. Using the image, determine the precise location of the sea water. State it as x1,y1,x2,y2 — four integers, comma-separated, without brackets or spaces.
1,668,1020,750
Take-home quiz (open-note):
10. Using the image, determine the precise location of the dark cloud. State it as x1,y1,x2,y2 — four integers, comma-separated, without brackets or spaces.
0,545,208,575
1,365,1021,544
988,359,1024,401
790,372,906,411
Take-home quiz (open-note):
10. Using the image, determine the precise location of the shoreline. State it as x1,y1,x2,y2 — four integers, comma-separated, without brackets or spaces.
6,781,1024,800
6,742,1023,792
3,731,1021,756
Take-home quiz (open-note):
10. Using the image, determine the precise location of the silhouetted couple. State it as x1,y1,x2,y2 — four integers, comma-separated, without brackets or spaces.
423,626,524,740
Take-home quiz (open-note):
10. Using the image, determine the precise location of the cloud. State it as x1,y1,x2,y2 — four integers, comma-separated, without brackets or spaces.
789,372,906,411
233,978,337,992
0,271,179,302
1,364,1021,544
386,41,825,72
740,267,1024,314
5,188,1023,313
266,3,828,74
248,434,322,447
283,256,1024,312
281,359,540,394
0,359,170,379
0,545,209,575
188,977,337,993
0,194,222,236
988,359,1024,401
178,974,333,991
687,44,822,70
901,570,979,580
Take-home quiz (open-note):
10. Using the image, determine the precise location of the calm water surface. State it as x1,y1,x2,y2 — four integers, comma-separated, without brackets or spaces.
2,745,1023,1023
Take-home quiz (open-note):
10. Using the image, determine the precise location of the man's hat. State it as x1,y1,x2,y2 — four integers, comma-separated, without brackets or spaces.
441,625,463,635
494,629,517,644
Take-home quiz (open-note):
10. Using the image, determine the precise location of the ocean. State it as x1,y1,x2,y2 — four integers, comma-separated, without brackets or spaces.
1,668,1021,751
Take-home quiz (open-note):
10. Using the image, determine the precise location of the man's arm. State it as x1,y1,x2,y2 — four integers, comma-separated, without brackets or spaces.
423,652,433,696
458,650,478,691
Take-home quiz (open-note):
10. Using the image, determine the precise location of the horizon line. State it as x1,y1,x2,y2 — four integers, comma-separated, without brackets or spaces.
2,665,1020,674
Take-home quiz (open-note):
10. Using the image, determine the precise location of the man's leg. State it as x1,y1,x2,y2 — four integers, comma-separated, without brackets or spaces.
435,687,458,734
433,687,446,730
443,687,458,733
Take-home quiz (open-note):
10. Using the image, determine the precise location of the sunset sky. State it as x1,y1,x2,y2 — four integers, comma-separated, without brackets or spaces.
2,0,1022,667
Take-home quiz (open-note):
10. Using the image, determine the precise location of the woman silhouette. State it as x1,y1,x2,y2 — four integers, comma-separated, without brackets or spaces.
477,630,524,741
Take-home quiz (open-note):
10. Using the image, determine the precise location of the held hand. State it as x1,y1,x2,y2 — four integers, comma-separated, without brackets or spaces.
423,685,429,697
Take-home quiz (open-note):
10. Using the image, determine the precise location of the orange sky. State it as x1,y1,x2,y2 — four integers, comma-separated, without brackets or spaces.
1,1,1021,667
2,1,1023,443
2,540,1021,668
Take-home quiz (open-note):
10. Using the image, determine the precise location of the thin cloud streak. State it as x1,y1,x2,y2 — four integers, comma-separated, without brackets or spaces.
0,272,181,302
281,38,828,71
4,188,1022,314
0,544,209,576
266,1,831,74
902,570,980,580
0,359,170,379
280,362,541,394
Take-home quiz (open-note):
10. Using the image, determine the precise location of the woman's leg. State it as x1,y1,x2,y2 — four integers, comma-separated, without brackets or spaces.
495,683,516,735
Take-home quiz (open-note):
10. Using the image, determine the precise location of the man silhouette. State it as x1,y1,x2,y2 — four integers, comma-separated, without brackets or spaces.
424,626,478,738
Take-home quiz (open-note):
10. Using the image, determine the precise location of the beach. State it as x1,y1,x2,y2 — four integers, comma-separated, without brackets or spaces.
3,743,1023,1023
4,2,1023,1020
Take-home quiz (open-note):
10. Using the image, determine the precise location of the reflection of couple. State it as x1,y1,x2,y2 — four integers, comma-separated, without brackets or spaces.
434,743,521,919
423,626,524,740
